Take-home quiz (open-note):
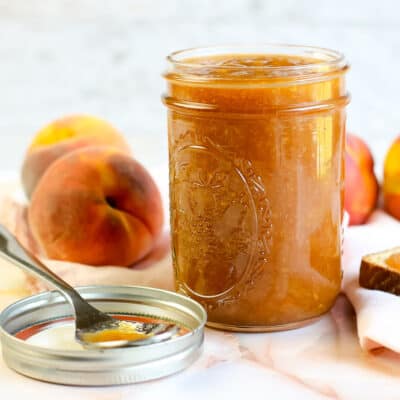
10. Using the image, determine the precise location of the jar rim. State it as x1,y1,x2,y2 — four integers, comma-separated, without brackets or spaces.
166,43,348,79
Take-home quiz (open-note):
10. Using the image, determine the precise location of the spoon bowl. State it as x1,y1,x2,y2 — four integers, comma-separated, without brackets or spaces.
77,319,179,349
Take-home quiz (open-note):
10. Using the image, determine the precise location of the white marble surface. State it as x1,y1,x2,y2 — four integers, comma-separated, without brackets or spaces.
2,277,400,400
1,0,400,173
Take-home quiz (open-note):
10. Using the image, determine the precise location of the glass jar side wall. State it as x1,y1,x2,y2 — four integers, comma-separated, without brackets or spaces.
168,107,346,329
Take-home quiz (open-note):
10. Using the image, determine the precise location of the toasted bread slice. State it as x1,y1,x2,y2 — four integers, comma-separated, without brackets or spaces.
359,247,400,295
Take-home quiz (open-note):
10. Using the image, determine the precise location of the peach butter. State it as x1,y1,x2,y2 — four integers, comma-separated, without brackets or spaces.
164,45,349,331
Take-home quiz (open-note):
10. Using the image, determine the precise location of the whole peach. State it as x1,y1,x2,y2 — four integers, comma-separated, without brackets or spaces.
344,133,379,225
384,136,400,220
22,115,130,198
28,147,163,267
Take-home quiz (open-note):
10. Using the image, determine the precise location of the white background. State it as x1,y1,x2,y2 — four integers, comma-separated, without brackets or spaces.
0,0,399,174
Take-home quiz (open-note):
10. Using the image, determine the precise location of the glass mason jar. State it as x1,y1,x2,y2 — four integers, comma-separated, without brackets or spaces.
163,44,349,331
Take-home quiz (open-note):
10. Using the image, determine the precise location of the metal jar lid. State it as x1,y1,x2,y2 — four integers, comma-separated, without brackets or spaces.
0,285,206,386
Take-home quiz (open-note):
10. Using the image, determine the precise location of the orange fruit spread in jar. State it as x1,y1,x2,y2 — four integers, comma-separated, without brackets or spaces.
164,46,349,331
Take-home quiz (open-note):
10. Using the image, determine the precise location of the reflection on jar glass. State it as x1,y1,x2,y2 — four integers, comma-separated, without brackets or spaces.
163,44,349,331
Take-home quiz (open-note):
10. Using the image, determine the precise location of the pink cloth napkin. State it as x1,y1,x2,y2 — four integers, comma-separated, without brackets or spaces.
343,210,400,352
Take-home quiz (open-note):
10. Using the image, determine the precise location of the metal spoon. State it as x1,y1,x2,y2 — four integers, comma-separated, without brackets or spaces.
0,225,178,349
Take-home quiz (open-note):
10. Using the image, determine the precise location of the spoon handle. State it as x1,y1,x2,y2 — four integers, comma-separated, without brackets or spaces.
0,224,83,307
0,225,117,331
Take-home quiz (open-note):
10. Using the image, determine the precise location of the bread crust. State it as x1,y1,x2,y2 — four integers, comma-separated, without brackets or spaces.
359,253,400,295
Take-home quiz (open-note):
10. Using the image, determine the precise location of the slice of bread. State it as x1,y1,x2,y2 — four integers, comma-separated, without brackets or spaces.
359,247,400,295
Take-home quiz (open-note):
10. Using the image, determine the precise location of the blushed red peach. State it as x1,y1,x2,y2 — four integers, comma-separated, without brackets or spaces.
28,147,163,267
384,136,400,220
344,133,379,225
22,115,130,198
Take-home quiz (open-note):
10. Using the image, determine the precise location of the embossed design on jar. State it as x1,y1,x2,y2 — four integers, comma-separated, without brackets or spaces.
170,129,273,307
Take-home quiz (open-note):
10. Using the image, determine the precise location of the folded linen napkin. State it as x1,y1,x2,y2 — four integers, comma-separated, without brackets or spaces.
343,210,400,352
